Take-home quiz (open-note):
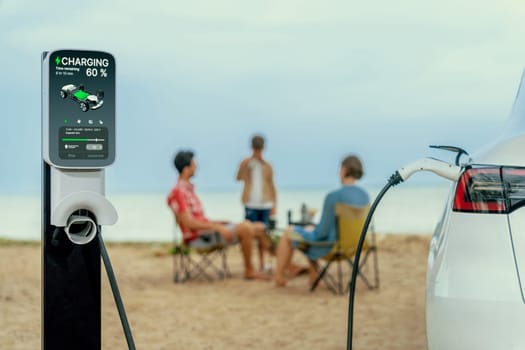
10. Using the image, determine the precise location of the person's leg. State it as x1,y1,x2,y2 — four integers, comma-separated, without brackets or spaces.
287,263,309,278
259,209,270,228
308,260,319,286
235,221,269,280
244,208,267,270
187,233,215,249
252,213,271,271
259,209,272,268
274,230,294,287
244,207,257,222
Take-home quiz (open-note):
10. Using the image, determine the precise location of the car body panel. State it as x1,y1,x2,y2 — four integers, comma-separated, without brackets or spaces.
507,211,525,302
472,135,525,168
427,297,525,350
427,212,524,349
428,212,520,301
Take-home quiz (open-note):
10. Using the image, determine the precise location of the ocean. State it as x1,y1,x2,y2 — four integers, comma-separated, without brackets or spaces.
0,184,452,242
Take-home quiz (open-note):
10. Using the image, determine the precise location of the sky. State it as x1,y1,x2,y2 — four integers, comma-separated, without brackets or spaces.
2,0,525,193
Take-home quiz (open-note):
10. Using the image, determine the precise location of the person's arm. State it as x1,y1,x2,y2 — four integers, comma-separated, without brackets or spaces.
268,165,277,215
311,192,336,241
236,158,250,181
208,219,230,225
171,205,233,240
175,210,217,232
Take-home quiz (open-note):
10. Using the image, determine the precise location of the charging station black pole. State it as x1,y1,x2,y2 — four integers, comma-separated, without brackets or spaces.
42,164,102,348
42,161,101,349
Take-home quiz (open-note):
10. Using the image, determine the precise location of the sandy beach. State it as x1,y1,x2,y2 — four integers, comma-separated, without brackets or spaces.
0,234,430,349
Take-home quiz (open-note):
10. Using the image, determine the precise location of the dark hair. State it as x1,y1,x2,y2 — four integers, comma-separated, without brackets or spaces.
174,150,194,174
341,155,363,180
251,135,265,150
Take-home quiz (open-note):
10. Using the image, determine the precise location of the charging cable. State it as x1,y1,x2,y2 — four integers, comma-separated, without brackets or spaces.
347,158,461,350
98,230,137,350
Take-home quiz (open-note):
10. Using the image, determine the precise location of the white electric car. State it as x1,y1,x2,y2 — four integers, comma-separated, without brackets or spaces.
426,72,525,349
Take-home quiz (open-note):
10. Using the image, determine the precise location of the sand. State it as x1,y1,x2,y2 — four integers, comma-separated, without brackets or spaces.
0,234,430,350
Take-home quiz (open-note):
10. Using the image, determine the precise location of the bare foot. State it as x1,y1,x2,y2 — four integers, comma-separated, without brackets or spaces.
275,276,287,287
245,270,271,281
309,269,319,286
288,264,308,278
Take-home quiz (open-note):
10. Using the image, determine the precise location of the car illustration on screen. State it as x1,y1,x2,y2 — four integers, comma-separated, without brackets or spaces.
60,84,104,112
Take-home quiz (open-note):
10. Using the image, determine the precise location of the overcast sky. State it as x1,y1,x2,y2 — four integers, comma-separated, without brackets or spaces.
2,0,525,193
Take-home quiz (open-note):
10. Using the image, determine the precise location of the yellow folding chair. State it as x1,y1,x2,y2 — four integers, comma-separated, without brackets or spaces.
309,203,379,294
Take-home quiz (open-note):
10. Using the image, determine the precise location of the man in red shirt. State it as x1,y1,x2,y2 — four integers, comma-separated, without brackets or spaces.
167,150,269,280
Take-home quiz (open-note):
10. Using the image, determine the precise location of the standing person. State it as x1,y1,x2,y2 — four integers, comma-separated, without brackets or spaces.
236,135,277,271
274,155,370,287
167,150,269,280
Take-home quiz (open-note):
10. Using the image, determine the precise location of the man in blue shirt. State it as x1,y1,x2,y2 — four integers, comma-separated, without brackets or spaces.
274,155,370,287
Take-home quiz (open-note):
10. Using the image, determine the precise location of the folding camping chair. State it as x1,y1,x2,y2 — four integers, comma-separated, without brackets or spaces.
309,203,379,294
172,218,231,283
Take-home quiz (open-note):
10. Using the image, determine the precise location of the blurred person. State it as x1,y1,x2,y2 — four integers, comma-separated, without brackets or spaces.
236,134,277,271
274,155,370,287
168,150,269,280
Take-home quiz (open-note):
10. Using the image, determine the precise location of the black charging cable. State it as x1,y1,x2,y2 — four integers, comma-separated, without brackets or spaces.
98,230,137,350
347,171,404,350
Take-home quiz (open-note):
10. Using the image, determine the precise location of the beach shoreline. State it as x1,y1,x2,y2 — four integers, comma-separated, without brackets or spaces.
0,234,430,349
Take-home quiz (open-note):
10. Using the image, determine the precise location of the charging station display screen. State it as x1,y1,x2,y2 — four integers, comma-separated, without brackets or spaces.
44,50,116,168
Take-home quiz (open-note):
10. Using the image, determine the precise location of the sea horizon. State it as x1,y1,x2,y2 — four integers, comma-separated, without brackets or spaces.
0,182,452,242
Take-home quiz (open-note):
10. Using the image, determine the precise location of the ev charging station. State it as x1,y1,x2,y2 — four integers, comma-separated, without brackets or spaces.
41,49,128,349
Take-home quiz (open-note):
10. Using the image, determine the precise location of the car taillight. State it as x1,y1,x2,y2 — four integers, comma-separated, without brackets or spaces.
503,168,525,212
453,167,525,213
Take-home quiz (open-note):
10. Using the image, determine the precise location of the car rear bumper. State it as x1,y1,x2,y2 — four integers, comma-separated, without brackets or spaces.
427,212,524,349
